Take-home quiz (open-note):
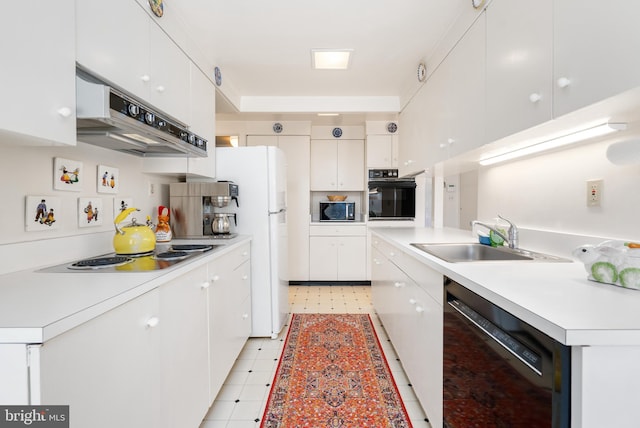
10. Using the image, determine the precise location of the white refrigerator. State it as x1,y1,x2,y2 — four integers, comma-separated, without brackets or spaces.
215,146,289,338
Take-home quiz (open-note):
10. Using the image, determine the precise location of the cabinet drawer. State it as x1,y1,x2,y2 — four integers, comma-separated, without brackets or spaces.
371,236,403,261
223,243,251,269
310,225,366,236
395,253,444,306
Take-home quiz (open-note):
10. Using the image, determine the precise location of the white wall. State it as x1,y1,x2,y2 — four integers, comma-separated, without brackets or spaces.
0,138,176,271
477,136,640,243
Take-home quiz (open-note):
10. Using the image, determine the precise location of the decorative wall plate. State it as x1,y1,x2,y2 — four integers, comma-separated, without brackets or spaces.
214,67,222,86
417,63,427,82
273,123,283,134
387,122,398,134
332,127,343,138
148,0,163,17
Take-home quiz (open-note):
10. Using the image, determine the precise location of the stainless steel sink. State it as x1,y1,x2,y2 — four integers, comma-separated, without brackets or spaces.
410,243,571,263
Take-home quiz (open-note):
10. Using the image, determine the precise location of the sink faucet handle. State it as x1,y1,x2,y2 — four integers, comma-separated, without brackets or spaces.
498,215,516,230
498,215,519,248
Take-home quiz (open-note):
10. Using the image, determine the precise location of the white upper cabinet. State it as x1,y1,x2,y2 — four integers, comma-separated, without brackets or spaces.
77,0,190,125
310,140,365,191
147,23,190,123
76,0,150,102
0,1,76,146
553,0,640,117
444,14,486,158
485,0,553,143
186,64,216,178
367,135,399,168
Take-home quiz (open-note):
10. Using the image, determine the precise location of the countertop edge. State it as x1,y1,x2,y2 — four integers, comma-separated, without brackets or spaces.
0,236,252,344
370,227,640,347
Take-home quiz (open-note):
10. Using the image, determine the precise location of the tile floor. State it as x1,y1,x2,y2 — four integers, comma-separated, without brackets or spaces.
199,285,432,428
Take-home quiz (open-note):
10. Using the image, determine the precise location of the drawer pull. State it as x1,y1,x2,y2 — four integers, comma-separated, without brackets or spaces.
415,306,425,313
140,74,150,82
201,282,210,290
146,317,160,328
394,282,405,288
57,107,72,118
409,298,417,305
557,77,571,88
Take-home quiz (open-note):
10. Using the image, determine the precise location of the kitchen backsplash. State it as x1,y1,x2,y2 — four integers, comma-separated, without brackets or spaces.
477,133,640,247
0,137,177,272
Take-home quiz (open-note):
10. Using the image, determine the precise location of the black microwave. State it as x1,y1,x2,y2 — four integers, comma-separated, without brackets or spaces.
319,202,356,221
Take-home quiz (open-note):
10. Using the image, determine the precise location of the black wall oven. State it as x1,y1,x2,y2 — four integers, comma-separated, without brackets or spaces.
368,169,416,220
443,278,571,428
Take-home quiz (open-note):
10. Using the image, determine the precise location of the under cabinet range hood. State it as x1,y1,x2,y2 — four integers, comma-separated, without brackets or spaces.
76,72,207,157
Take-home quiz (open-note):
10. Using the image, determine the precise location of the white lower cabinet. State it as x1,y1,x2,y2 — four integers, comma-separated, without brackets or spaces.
309,225,367,281
37,289,162,428
371,237,443,426
159,266,210,428
208,243,252,400
20,242,251,428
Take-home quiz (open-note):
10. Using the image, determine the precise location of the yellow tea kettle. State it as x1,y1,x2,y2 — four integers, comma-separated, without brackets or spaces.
113,208,156,255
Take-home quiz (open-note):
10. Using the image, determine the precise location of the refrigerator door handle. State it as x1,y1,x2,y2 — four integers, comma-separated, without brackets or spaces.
269,208,287,214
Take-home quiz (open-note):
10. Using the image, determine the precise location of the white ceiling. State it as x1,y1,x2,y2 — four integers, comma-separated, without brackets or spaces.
168,0,468,121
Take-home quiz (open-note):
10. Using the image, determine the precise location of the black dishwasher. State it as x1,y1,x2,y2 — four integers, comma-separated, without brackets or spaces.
443,277,570,428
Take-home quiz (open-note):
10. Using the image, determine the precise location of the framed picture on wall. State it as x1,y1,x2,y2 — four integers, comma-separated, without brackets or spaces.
25,196,61,231
53,157,83,191
114,197,133,215
97,165,119,194
78,197,104,228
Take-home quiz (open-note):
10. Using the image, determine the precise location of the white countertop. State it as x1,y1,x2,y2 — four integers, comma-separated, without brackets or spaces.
370,226,640,346
0,236,251,344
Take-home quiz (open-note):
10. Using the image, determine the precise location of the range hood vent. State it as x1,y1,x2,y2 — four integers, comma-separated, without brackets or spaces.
76,72,207,157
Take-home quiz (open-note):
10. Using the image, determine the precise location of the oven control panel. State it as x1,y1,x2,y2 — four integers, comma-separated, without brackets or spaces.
368,169,398,179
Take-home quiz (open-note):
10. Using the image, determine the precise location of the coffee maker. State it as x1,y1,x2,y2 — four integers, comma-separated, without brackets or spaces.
169,182,239,238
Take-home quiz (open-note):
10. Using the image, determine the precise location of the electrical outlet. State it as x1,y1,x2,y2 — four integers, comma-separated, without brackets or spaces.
587,179,603,206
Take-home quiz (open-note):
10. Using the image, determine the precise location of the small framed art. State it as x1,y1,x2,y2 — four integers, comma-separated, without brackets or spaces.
26,196,61,231
53,157,83,191
97,165,119,194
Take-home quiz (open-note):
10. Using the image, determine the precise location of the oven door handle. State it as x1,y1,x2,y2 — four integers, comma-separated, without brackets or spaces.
448,299,543,376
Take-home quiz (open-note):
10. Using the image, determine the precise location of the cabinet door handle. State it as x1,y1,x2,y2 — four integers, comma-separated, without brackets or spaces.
210,275,220,282
140,74,151,82
529,93,542,103
242,251,249,257
57,107,72,118
201,282,210,290
415,306,425,313
373,259,381,265
242,274,249,280
146,317,160,328
242,313,249,320
156,85,166,93
557,77,571,88
409,298,417,305
389,251,396,257
394,282,405,288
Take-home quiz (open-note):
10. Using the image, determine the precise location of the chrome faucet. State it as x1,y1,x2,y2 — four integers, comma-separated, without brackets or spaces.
471,215,519,249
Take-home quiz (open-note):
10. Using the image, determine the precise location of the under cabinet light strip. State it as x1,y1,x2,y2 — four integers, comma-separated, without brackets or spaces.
479,122,627,166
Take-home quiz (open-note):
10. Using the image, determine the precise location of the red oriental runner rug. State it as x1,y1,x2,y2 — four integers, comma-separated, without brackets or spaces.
260,313,413,428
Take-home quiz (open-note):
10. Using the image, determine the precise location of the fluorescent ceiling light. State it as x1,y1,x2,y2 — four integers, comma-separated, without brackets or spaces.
479,122,627,166
311,49,352,69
